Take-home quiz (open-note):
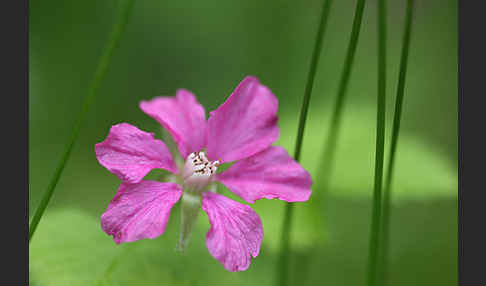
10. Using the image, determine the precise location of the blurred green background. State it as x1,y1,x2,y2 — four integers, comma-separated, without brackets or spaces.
29,0,457,285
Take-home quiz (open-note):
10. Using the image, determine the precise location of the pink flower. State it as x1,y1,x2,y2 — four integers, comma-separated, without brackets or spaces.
95,76,312,272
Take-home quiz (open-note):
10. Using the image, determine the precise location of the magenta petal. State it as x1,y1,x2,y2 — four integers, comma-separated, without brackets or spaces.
139,89,207,159
95,123,178,184
206,76,280,163
101,181,182,244
217,146,312,203
201,191,263,272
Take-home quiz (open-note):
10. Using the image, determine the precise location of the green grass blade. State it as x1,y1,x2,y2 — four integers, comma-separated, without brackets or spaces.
380,0,415,284
316,0,367,197
29,0,136,243
309,0,368,261
366,0,387,285
276,0,333,285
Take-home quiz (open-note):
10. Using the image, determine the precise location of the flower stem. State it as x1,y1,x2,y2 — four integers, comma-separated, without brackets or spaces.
315,0,367,206
177,193,202,253
28,0,136,243
379,0,414,284
366,0,387,285
277,0,333,285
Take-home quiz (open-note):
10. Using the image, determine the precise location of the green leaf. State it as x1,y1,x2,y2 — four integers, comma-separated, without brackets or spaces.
277,105,456,200
29,199,456,286
29,207,280,286
29,209,121,286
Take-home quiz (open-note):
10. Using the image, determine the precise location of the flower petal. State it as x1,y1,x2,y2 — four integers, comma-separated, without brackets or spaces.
140,89,207,159
217,146,312,203
206,76,279,163
95,123,178,183
201,191,263,272
101,181,182,244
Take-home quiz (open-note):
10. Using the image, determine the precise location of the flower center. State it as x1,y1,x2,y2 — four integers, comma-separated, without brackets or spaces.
181,151,220,193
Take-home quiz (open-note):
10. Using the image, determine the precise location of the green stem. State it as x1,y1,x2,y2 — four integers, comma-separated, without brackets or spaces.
366,0,387,285
29,0,136,243
276,0,333,285
316,0,367,199
380,0,414,285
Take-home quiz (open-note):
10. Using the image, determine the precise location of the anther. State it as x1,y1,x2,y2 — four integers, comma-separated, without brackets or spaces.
181,151,220,192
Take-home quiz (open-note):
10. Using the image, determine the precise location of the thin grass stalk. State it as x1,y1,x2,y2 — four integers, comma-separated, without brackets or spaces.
366,0,387,285
276,0,333,285
379,0,415,285
29,0,136,242
315,0,367,202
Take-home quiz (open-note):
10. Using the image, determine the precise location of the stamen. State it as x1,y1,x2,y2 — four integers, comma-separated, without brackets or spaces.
182,151,220,192
177,152,220,251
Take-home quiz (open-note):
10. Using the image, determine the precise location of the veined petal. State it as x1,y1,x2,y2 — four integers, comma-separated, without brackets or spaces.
95,123,178,184
140,89,207,159
217,146,312,203
206,76,279,163
101,181,182,244
201,191,263,272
